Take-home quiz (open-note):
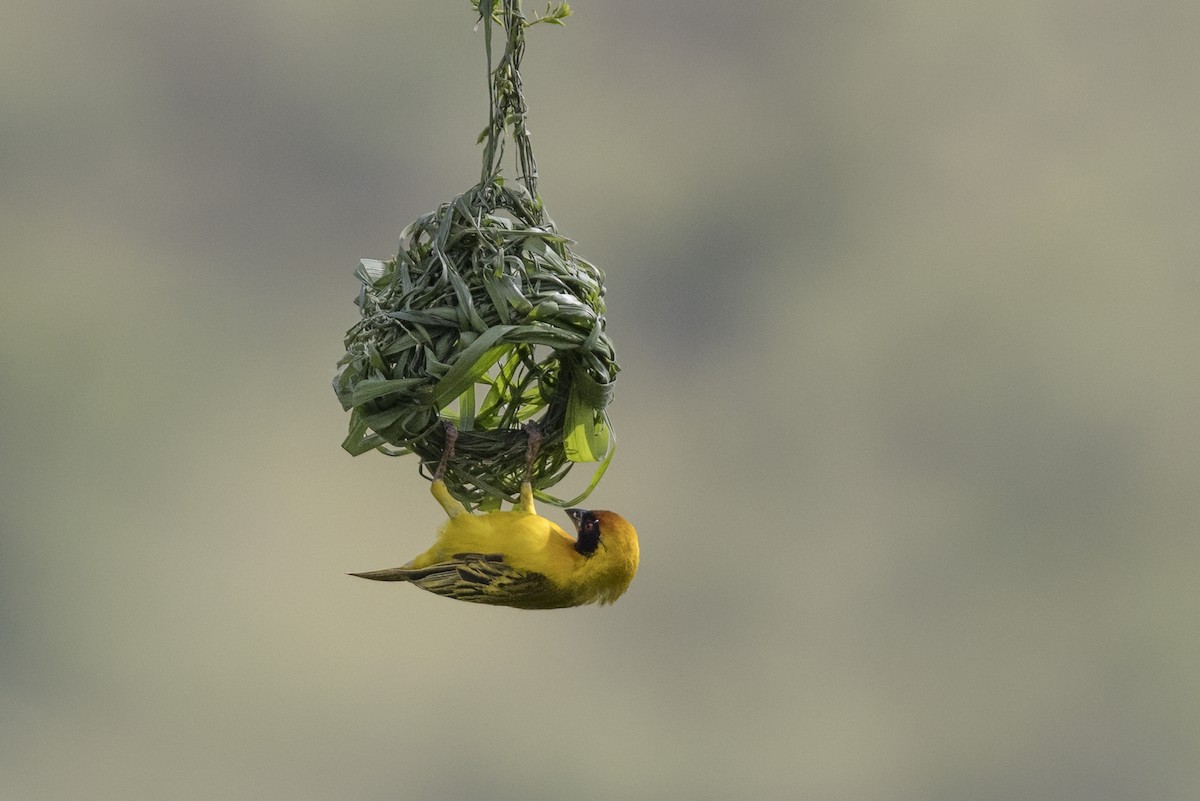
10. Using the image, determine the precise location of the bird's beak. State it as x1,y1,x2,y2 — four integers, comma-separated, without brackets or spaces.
565,508,589,533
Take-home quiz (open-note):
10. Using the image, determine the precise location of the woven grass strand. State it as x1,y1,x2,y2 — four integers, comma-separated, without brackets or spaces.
479,0,538,195
334,178,618,508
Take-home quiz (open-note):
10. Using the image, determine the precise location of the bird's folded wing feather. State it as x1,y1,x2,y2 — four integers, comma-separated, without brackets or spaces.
404,553,572,608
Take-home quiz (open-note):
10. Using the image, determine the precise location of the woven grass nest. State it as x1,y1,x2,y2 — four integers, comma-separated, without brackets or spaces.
333,177,618,508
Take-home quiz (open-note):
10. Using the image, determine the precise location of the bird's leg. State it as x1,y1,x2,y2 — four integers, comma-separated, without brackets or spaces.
432,420,468,518
523,419,542,479
433,420,457,481
517,420,541,514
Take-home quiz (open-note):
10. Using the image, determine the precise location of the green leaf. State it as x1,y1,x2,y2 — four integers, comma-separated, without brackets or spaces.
563,385,610,462
537,442,615,508
457,384,476,430
356,258,388,284
423,325,516,410
341,409,387,455
350,377,426,405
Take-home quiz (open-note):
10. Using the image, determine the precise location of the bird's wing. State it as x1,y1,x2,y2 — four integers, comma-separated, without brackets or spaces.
402,553,575,609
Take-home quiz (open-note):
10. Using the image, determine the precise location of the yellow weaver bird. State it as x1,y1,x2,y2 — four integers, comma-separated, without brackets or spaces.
350,422,639,609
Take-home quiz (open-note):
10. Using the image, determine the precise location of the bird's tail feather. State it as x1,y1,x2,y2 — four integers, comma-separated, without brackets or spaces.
348,561,455,582
348,566,415,581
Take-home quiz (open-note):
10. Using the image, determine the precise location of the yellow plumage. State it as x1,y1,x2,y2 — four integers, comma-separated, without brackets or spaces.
351,478,639,609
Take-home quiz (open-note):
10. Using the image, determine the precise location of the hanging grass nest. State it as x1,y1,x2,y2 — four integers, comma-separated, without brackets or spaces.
334,1,618,508
333,177,617,507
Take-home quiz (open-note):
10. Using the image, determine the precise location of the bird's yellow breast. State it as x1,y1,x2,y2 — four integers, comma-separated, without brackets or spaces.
409,508,581,578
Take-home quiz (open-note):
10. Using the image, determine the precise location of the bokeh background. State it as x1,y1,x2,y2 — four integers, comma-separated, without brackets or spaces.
3,1,1199,799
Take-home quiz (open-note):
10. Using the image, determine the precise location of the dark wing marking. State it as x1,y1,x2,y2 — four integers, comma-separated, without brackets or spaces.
404,553,577,609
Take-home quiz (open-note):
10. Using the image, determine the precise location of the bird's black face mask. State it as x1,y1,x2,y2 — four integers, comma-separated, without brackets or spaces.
566,508,601,557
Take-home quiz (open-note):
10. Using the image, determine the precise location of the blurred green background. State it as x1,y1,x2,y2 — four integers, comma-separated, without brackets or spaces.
3,1,1199,799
